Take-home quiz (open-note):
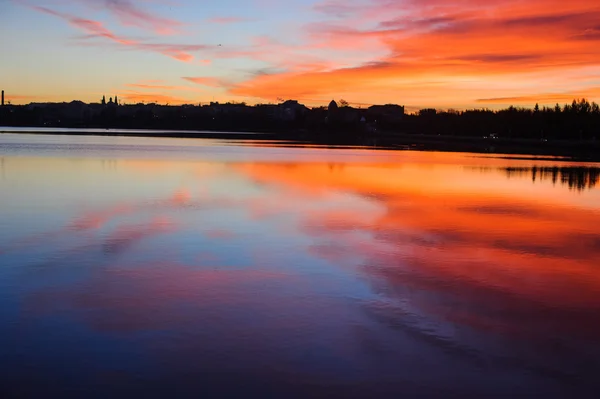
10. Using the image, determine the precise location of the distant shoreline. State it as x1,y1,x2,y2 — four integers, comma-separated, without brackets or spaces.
2,126,600,162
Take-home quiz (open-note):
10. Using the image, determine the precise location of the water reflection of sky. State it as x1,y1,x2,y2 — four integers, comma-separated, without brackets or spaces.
1,135,599,397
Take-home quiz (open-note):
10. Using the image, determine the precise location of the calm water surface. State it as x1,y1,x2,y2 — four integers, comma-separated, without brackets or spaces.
1,134,599,398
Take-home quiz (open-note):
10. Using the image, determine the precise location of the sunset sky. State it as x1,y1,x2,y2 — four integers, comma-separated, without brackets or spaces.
1,0,599,108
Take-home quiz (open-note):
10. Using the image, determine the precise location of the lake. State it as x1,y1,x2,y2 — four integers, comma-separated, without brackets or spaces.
1,133,599,398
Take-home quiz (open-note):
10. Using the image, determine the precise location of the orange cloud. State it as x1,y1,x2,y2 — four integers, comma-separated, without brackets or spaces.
230,0,600,107
116,90,191,104
477,87,600,104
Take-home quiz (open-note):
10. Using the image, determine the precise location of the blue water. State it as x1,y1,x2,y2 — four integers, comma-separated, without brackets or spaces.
1,133,599,398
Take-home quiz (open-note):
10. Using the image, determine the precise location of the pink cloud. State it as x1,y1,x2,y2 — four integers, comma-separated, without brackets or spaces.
182,77,225,88
33,6,135,45
30,5,212,63
79,0,183,35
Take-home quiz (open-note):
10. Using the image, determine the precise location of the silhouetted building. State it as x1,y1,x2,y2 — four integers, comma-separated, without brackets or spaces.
327,100,339,123
419,108,437,116
101,95,119,106
328,100,338,112
1,90,4,106
368,104,405,118
276,100,308,121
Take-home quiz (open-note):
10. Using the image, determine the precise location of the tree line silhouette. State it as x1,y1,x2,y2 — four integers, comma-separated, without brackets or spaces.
402,99,599,141
1,98,599,148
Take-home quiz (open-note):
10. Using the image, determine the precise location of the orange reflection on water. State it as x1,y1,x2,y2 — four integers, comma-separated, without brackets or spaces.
238,161,600,339
5,149,600,394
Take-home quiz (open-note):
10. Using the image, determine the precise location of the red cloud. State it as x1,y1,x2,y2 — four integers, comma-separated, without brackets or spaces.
230,0,600,107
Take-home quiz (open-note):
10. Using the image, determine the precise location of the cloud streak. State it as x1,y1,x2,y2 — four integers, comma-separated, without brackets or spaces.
92,0,182,35
30,5,213,63
477,87,600,104
182,77,226,88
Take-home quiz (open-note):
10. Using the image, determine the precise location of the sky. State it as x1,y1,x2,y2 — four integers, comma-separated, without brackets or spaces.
1,0,599,109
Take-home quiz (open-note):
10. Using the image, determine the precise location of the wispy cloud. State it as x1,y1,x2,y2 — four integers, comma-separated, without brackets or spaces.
477,87,600,104
182,77,225,88
30,5,213,63
33,6,135,45
23,0,184,35
116,90,192,104
90,0,183,35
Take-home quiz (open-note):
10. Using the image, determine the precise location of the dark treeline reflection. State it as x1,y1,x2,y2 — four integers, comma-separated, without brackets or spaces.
503,166,600,191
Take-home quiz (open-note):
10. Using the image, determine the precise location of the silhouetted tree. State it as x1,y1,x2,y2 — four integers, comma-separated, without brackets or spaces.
2,97,600,155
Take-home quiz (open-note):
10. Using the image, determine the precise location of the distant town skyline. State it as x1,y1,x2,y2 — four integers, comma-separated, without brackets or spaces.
1,0,599,109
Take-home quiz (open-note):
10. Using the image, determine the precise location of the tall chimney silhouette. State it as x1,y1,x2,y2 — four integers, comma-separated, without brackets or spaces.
1,90,4,106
